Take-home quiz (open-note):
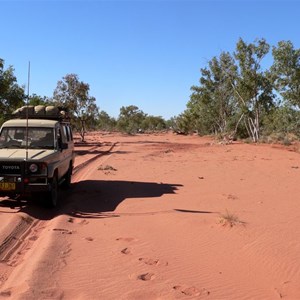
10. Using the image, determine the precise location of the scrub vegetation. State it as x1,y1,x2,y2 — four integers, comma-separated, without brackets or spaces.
2,38,300,142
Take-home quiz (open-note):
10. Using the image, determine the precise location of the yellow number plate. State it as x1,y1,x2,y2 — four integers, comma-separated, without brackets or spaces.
0,182,16,191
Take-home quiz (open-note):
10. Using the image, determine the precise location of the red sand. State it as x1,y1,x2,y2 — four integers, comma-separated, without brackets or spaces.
1,132,300,299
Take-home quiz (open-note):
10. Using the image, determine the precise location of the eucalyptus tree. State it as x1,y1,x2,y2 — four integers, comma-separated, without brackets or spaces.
53,74,99,141
0,58,25,123
233,38,274,142
263,104,300,137
271,40,300,107
97,110,117,131
117,105,146,134
187,52,238,136
28,94,50,106
141,115,167,132
170,111,195,134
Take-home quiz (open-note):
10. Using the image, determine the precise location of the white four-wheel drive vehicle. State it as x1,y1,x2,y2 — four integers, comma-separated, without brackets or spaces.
0,106,75,207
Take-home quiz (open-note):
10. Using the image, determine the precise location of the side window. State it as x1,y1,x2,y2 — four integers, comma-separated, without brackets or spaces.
62,125,69,142
63,125,70,142
67,126,73,141
56,128,62,148
66,126,73,141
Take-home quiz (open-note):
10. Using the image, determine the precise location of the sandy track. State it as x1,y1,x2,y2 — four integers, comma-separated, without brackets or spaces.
0,139,117,298
1,132,300,299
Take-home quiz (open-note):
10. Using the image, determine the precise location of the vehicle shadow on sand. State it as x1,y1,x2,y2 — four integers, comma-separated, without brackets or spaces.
0,180,183,220
63,180,183,219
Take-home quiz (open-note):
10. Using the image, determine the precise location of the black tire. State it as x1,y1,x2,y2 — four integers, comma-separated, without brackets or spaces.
62,165,72,189
45,175,59,208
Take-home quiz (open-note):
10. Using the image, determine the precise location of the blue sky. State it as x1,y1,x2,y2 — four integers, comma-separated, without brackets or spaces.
1,0,300,119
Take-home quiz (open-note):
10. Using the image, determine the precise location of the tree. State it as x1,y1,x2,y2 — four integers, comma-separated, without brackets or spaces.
97,110,117,131
53,74,99,141
233,38,274,142
141,115,167,132
271,40,300,108
0,58,25,123
185,52,238,136
263,104,300,137
28,93,50,106
117,105,146,134
170,112,195,134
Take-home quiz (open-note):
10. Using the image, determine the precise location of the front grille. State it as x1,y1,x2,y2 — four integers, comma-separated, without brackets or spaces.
28,177,47,184
0,163,22,175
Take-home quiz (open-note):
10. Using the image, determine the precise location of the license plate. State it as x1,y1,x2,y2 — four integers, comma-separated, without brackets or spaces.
0,182,16,191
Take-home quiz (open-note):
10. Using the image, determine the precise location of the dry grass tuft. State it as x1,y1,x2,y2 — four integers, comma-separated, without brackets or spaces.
219,210,245,227
98,165,117,171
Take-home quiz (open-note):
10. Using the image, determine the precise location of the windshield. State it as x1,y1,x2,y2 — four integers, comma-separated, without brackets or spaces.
0,127,55,149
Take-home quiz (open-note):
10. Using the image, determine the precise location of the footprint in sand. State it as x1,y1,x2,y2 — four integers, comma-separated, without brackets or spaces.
138,257,168,266
72,218,89,225
138,273,155,281
52,228,74,235
121,248,131,254
227,194,238,200
0,290,11,297
61,248,72,256
139,257,159,266
173,285,210,297
116,237,138,242
67,218,89,225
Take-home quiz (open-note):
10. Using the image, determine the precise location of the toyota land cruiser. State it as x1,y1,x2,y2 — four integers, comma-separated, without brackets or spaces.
0,105,75,207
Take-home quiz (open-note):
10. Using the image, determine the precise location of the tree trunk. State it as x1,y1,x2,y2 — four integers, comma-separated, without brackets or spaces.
80,119,86,142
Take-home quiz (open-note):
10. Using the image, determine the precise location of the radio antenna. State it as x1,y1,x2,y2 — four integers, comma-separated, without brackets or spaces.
27,61,30,97
25,61,30,161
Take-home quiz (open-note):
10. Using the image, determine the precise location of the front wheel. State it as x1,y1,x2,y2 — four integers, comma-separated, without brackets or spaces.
62,165,72,189
45,175,59,208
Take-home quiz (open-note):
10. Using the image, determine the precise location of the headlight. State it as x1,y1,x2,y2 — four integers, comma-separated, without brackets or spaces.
29,163,38,173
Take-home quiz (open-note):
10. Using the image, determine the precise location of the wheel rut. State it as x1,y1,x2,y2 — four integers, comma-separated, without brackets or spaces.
73,141,118,175
0,140,118,289
0,217,45,265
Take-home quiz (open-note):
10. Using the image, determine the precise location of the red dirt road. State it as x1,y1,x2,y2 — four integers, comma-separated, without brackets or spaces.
1,132,300,299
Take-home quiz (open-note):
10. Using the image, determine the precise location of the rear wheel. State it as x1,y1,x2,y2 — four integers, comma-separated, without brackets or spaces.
45,175,58,208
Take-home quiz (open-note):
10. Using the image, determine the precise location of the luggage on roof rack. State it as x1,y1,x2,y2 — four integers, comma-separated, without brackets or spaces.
12,105,69,121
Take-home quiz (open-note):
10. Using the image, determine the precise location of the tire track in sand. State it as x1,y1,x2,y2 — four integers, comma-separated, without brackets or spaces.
0,216,45,264
0,141,118,290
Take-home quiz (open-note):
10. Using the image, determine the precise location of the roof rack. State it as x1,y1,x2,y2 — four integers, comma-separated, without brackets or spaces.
12,105,70,121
